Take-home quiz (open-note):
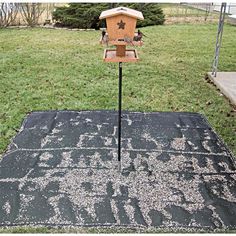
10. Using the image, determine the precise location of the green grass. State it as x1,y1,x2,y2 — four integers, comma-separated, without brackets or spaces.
0,226,141,233
0,226,235,233
0,24,235,159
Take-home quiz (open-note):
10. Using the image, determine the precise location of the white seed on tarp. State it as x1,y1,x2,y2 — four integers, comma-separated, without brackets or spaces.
39,152,53,162
171,138,186,150
202,140,212,153
58,151,73,167
2,201,11,215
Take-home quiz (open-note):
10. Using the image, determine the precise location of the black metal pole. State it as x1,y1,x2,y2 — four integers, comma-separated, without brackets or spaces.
118,62,122,171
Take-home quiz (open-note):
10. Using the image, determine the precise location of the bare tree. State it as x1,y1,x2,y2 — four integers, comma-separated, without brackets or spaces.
0,3,19,27
20,3,45,27
45,3,55,20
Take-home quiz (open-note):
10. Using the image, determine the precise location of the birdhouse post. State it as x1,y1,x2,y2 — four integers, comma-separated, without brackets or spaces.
99,7,144,171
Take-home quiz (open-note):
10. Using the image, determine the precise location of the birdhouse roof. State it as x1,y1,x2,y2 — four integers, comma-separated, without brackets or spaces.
99,7,144,20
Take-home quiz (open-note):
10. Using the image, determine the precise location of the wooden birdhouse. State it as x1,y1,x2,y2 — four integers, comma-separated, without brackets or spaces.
99,6,144,62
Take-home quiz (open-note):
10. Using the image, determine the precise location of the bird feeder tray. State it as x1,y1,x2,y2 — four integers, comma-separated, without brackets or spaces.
109,40,143,46
103,49,139,63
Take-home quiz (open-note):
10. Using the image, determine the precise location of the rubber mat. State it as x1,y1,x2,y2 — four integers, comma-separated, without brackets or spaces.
0,110,235,231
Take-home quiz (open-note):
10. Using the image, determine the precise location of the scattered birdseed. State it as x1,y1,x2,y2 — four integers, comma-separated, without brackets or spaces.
2,201,11,215
202,140,213,153
171,137,186,150
58,151,73,167
39,152,53,162
102,137,113,146
0,110,235,231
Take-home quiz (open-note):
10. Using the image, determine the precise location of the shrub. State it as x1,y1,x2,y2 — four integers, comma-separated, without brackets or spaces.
53,3,165,29
121,3,165,27
52,3,108,29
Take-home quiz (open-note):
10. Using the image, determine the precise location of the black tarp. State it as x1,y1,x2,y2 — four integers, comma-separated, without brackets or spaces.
0,110,235,230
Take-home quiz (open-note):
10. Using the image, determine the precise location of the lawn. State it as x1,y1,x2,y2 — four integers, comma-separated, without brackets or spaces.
161,3,217,17
0,23,235,159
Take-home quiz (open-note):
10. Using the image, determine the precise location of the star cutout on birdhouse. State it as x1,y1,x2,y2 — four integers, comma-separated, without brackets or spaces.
117,20,126,29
